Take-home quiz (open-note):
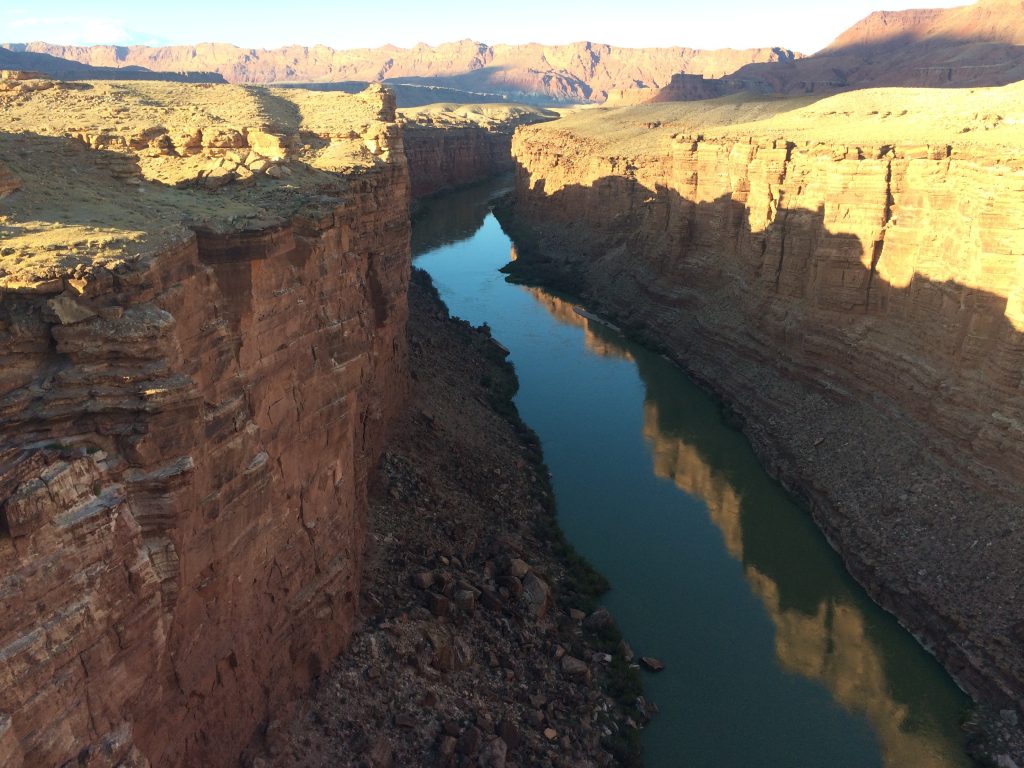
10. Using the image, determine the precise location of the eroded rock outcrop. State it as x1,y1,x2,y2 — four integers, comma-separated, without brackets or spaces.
0,81,410,767
503,83,1024,750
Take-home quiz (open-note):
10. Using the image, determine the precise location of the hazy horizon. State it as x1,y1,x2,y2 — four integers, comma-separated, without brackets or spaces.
1,0,970,57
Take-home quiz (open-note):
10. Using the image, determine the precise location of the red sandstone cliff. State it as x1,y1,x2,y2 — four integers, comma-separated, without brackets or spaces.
503,85,1024,746
0,81,410,767
399,104,557,198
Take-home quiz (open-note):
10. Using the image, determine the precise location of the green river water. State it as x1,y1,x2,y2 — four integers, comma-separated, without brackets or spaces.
412,178,974,768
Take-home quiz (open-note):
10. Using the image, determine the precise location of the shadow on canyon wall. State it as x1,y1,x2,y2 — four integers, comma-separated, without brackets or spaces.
506,173,1024,484
500,172,1024,709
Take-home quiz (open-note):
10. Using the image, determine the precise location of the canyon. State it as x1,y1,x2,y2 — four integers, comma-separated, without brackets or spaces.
0,74,637,768
3,1,1024,760
501,82,1024,758
399,103,557,198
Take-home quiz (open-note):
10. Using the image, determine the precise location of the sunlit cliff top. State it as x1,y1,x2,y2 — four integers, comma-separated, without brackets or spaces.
519,82,1024,158
0,76,400,286
398,102,559,131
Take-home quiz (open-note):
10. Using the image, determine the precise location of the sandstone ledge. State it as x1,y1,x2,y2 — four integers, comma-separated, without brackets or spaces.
0,78,406,284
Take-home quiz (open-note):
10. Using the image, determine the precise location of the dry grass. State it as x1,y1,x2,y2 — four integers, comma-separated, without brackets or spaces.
0,80,396,282
522,82,1024,156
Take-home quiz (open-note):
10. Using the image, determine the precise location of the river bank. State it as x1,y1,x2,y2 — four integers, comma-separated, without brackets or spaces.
260,269,644,767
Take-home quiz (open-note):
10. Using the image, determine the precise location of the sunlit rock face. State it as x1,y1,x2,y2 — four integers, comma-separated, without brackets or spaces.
511,129,1024,481
10,40,797,102
0,82,410,767
504,87,1024,719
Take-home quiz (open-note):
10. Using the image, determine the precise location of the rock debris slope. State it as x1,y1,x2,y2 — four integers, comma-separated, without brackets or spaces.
0,77,410,767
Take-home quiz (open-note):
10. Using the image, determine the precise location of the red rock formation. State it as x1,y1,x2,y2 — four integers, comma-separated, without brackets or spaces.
505,101,1024,726
0,86,410,767
615,0,1024,103
5,40,796,102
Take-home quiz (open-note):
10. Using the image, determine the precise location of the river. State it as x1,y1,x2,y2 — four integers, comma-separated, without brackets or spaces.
412,178,974,768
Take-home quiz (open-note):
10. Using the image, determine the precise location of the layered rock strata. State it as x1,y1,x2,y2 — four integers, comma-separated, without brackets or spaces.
399,104,557,198
503,84,1024,756
0,81,410,767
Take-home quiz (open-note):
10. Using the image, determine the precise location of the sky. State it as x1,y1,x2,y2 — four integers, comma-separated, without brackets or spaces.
0,0,970,55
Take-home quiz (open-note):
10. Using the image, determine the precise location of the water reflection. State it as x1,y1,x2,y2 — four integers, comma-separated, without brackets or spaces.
526,287,971,768
411,177,511,256
413,177,972,767
519,285,634,362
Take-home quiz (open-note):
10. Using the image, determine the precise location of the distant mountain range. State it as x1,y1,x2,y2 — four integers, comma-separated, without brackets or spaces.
1,40,796,103
0,45,224,83
3,0,1022,105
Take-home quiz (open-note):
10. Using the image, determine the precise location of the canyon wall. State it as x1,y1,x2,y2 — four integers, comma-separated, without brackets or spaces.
504,91,1024,721
0,82,410,767
400,104,556,198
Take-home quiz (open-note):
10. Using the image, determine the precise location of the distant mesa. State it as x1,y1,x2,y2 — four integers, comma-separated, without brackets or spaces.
5,0,1020,106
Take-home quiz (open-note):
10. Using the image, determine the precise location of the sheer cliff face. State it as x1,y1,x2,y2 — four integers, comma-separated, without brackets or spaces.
399,104,556,198
506,88,1024,713
0,81,409,767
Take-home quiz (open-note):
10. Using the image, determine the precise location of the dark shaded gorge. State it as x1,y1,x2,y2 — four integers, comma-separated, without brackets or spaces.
411,177,974,768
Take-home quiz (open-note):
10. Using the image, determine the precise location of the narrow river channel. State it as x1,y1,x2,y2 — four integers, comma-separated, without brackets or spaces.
412,177,974,768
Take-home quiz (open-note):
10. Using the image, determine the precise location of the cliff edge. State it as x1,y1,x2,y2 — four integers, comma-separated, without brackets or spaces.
0,77,411,767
